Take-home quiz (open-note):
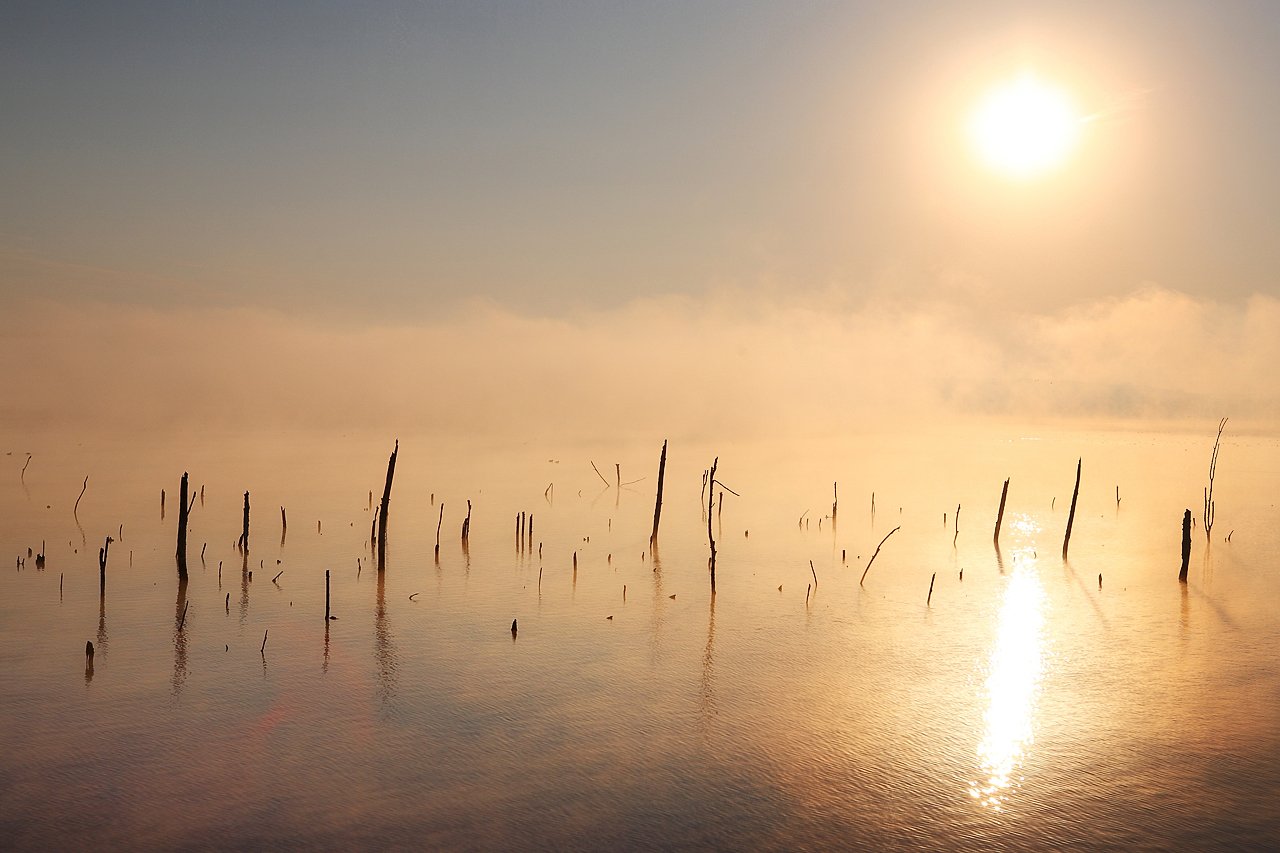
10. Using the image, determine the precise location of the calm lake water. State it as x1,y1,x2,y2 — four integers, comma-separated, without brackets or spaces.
2,423,1278,850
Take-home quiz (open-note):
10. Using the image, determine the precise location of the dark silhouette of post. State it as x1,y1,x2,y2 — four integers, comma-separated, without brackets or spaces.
325,569,331,621
650,439,667,547
707,456,718,594
1179,509,1192,582
98,535,110,594
239,491,250,553
176,473,190,580
993,478,1009,547
1062,458,1081,560
377,440,398,570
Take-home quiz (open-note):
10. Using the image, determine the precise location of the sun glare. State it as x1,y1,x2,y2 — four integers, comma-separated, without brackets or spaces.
969,73,1082,179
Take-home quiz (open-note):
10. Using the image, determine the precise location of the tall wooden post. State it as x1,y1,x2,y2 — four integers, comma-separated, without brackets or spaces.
377,440,398,570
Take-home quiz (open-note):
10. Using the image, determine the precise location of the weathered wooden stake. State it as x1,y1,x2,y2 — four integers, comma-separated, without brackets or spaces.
377,440,398,570
1062,458,1081,560
1179,509,1192,582
707,457,718,594
994,478,1009,547
98,536,109,593
435,503,444,556
176,473,190,581
927,572,936,605
239,491,250,553
325,569,331,621
650,439,667,547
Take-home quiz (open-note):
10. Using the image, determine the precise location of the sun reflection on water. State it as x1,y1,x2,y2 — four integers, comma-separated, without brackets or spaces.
972,534,1046,811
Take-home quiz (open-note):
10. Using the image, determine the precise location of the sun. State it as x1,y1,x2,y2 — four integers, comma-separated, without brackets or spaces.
969,73,1082,179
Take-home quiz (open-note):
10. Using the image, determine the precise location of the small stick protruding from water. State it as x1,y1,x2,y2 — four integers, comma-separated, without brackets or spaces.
859,526,901,586
226,592,230,613
927,572,936,605
1098,573,1103,589
260,629,268,655
810,560,818,589
74,476,88,519
435,503,444,556
953,504,960,547
510,619,517,639
272,570,283,584
325,569,331,621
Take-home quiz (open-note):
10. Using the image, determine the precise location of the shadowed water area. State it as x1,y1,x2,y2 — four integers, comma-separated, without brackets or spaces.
1,424,1277,850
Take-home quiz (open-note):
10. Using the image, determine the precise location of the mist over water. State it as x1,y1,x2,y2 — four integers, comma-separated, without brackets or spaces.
3,285,1277,439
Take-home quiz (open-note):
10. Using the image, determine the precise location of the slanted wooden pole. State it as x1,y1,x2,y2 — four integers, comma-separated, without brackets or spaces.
176,473,190,581
1062,458,1081,560
650,440,667,547
377,440,398,570
1179,509,1192,582
993,478,1010,547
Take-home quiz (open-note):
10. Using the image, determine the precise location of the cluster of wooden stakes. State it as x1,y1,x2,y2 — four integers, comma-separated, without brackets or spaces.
16,421,1231,677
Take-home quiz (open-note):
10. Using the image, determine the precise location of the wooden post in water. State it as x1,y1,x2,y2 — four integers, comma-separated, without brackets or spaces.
707,457,718,594
325,569,331,621
176,473,190,581
1179,509,1192,582
280,506,287,545
377,440,398,570
435,504,444,558
650,440,667,547
239,491,250,554
1062,458,1081,560
993,478,1010,547
98,536,110,593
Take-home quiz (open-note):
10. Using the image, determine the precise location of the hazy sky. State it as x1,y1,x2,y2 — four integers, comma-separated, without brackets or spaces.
3,2,1278,431
4,0,1279,316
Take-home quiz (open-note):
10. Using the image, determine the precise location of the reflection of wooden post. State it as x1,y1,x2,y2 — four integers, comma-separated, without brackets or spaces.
377,441,398,570
993,478,1009,547
176,473,190,580
1062,458,1081,560
1179,509,1192,582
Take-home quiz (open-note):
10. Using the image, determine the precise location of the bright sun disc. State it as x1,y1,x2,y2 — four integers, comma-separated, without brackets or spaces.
969,74,1081,179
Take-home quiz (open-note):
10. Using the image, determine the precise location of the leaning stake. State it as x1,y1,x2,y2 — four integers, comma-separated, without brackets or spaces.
993,478,1009,547
1062,458,1081,560
650,439,668,547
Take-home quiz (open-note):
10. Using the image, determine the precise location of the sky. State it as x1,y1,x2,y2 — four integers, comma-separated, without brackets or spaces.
3,1,1278,433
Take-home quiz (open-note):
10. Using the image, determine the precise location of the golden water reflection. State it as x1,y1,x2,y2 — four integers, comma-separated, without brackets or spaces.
972,541,1046,811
